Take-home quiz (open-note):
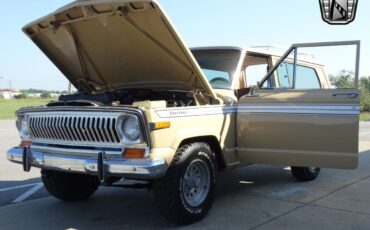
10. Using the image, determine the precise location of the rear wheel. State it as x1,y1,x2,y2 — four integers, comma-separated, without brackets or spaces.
41,169,100,201
291,166,321,181
153,142,217,225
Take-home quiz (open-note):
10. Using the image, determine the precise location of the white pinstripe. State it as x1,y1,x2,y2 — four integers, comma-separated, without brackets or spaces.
155,104,360,118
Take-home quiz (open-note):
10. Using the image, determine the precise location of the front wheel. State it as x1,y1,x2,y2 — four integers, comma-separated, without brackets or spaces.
152,142,217,225
291,166,321,181
41,169,100,201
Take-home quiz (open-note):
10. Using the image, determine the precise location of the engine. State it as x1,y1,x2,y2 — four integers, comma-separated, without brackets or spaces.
48,89,196,108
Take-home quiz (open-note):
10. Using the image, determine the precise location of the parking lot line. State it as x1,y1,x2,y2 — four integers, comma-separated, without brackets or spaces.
0,183,40,193
12,183,43,203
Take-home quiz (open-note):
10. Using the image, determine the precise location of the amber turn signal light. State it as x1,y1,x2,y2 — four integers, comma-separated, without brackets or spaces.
123,148,145,158
150,121,171,130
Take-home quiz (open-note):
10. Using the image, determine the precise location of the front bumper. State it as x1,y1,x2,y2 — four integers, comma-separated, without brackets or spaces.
7,147,168,180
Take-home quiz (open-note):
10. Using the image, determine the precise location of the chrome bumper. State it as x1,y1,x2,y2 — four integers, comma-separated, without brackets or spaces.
7,147,168,179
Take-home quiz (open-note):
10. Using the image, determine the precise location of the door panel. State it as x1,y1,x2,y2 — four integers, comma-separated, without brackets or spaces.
236,41,360,169
237,89,359,169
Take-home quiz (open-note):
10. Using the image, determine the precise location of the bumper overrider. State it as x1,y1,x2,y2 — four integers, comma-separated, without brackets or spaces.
7,147,168,180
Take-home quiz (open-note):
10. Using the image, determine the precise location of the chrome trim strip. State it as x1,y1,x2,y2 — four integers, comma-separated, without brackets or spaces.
30,145,123,157
155,106,236,118
31,139,122,148
88,117,97,142
238,104,360,115
81,117,93,141
155,104,360,118
239,104,360,110
109,118,117,143
238,111,359,115
99,118,107,143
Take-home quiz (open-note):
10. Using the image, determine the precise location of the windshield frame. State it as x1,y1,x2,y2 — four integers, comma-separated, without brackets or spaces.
191,47,243,90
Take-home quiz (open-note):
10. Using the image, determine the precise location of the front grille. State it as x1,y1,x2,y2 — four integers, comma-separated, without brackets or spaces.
28,113,121,145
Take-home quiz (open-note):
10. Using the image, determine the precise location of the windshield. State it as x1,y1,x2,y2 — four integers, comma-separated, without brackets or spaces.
192,49,241,89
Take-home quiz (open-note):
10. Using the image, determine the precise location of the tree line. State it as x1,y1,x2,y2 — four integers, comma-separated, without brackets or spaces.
14,89,67,99
330,70,370,112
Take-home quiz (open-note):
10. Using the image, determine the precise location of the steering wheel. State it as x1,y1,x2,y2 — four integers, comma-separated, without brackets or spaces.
209,77,231,88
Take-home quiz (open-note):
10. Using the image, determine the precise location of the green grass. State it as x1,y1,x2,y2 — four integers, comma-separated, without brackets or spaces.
0,98,54,120
361,112,370,121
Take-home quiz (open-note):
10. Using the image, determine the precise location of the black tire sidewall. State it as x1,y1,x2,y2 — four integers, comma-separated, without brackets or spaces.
152,142,217,224
291,166,321,181
177,146,217,216
41,169,100,201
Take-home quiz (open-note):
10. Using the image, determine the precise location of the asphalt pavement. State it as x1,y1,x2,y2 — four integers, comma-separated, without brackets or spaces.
0,120,370,229
0,120,47,206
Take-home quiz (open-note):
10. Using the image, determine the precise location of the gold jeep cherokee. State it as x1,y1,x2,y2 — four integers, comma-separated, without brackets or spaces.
7,0,361,225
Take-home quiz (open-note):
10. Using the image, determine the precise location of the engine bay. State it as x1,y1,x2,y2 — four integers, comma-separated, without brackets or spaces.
49,90,196,108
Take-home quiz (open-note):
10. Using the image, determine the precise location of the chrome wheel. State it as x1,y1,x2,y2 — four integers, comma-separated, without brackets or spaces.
182,158,211,207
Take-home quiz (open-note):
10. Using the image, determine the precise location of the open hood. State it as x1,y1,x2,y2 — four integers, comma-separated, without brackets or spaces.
23,0,216,97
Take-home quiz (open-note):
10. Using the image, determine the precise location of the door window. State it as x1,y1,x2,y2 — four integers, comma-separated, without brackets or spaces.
261,61,320,89
295,65,321,89
277,62,292,88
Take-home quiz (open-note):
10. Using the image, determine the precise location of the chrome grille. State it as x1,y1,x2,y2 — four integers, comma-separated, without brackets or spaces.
28,113,121,145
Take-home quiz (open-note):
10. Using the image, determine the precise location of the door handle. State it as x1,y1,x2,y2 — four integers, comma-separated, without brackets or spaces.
332,92,359,99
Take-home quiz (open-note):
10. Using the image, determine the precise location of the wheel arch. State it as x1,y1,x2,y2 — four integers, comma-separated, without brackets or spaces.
178,136,226,171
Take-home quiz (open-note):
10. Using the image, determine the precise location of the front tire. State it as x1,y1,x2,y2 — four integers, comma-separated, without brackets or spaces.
153,142,217,225
291,166,321,181
41,169,100,202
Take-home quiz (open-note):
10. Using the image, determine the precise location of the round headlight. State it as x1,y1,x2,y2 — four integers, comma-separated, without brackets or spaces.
122,117,140,141
20,117,30,139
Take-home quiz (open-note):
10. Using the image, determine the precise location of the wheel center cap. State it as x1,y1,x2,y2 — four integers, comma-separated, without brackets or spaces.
195,177,201,187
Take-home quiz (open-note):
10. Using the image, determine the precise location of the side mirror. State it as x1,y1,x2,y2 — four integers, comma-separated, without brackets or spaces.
248,83,260,97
